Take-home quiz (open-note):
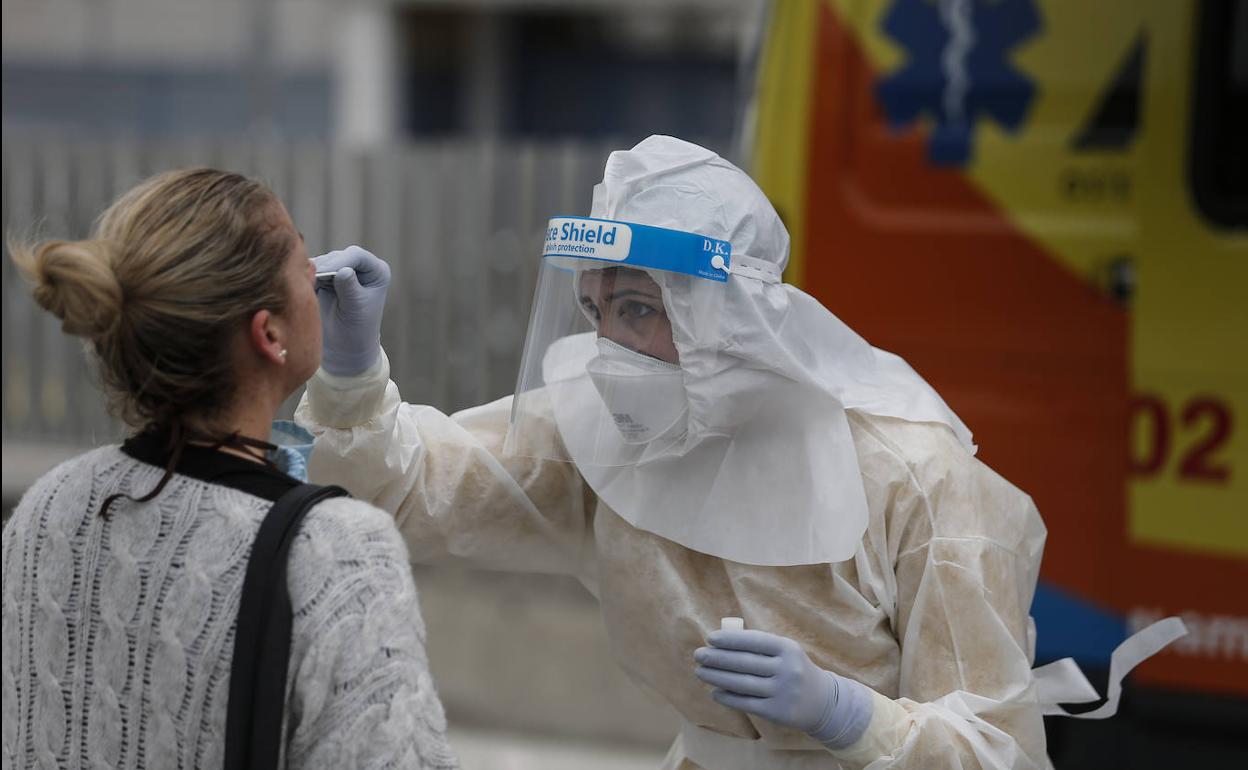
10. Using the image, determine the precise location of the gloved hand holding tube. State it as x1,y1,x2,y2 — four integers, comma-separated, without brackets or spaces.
694,625,875,750
313,245,391,376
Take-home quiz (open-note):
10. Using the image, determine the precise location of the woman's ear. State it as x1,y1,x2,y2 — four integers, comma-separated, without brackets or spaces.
249,309,287,365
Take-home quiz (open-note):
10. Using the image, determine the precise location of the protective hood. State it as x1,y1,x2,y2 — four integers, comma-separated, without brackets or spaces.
509,135,973,566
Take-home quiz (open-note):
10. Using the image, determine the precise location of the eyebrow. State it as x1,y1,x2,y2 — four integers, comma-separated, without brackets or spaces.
603,289,660,303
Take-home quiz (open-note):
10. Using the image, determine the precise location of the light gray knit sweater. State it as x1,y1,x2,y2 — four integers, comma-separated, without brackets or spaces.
2,445,459,770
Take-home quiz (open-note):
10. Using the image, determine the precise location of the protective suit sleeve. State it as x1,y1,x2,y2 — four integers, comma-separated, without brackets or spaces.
295,349,596,577
830,439,1050,769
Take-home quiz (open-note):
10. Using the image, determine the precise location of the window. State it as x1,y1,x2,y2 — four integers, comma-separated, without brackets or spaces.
1189,0,1248,229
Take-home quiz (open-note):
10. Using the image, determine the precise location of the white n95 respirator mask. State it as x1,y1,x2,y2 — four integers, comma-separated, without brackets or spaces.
585,338,688,444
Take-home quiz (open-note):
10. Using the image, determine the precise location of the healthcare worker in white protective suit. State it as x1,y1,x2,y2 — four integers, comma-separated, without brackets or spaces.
298,136,1183,770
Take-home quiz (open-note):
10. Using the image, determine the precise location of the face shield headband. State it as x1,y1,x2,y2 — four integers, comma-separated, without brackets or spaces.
542,216,732,281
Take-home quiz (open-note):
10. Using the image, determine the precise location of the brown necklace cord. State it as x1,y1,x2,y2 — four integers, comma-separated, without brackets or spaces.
209,432,280,468
98,421,280,519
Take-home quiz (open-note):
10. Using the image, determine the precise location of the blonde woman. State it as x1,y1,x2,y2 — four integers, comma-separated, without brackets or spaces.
2,169,458,769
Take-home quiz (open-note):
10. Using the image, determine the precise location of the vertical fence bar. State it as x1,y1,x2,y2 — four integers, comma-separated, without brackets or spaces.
32,144,64,439
71,140,120,443
290,141,328,256
431,146,455,410
1,140,25,438
472,139,495,407
402,143,440,406
368,144,405,394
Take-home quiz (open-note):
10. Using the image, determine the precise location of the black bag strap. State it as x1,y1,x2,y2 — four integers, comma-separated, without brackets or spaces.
223,483,349,770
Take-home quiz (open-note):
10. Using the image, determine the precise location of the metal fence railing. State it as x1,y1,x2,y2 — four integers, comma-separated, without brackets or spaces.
2,136,621,445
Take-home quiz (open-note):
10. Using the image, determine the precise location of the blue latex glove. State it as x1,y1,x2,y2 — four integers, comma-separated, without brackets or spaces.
694,629,873,749
313,246,390,376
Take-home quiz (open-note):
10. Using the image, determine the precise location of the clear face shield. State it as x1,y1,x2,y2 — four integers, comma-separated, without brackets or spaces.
505,217,732,466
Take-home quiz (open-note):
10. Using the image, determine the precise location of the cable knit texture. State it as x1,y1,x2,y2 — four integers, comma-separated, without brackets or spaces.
2,446,459,770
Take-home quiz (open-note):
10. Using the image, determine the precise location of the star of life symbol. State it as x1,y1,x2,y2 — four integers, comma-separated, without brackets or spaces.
875,0,1042,166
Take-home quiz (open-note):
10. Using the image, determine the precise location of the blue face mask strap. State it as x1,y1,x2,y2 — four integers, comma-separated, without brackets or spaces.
729,255,782,284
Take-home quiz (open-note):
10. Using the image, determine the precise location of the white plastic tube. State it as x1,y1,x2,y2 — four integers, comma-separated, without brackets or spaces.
721,617,744,632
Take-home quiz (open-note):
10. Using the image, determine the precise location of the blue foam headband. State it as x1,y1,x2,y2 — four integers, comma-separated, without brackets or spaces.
542,216,732,283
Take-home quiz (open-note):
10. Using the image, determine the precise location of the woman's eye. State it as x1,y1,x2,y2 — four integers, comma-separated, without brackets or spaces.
620,301,656,320
581,300,601,322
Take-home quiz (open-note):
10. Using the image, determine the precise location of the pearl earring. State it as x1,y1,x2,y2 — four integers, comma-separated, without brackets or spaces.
279,349,288,359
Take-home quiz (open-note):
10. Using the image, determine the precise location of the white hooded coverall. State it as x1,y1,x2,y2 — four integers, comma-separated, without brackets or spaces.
298,136,1060,769
297,355,1051,769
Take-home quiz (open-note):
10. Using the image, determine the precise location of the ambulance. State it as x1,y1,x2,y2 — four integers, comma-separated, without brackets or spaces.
749,0,1245,758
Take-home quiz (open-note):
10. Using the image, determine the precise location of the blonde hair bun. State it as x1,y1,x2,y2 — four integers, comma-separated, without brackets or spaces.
8,167,291,434
14,238,123,339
